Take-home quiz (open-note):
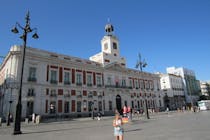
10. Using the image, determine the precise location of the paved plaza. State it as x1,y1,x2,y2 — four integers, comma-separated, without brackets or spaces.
0,111,210,140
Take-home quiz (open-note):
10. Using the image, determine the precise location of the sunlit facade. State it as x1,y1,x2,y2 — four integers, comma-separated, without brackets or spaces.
0,24,163,120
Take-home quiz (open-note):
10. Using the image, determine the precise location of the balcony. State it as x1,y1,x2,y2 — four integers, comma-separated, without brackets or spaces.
28,77,37,82
76,83,82,86
105,85,132,89
87,83,92,87
50,93,57,97
50,80,58,84
64,81,71,85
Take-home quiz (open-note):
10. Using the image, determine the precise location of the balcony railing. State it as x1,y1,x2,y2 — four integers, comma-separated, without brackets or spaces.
87,83,92,87
97,84,102,87
50,80,58,84
76,83,82,86
28,77,37,82
105,85,132,89
64,81,71,85
50,93,57,97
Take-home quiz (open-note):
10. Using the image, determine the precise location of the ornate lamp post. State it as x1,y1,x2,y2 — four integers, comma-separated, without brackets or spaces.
11,11,38,135
135,53,150,119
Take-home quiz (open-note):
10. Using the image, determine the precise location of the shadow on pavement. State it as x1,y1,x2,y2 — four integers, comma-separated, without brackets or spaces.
124,128,142,133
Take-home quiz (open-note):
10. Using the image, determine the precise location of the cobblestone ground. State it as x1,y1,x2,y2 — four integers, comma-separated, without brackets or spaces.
0,111,210,140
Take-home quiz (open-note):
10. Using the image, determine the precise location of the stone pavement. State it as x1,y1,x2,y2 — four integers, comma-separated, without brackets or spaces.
0,111,210,140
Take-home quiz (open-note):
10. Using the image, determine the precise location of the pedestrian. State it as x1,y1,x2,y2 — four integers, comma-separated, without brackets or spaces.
32,113,35,123
113,112,124,140
97,112,102,120
123,105,127,117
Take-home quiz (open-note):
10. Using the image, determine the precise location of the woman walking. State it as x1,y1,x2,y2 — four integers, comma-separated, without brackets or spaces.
113,112,124,140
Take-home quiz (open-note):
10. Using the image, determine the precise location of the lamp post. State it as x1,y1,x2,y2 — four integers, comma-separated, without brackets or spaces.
11,11,38,135
135,53,150,119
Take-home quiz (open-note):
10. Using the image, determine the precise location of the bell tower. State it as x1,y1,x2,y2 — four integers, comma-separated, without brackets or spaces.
101,23,120,57
89,22,126,67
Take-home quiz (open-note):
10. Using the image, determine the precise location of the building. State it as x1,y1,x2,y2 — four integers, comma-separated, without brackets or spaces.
159,73,185,110
166,67,201,106
0,23,163,120
200,81,210,96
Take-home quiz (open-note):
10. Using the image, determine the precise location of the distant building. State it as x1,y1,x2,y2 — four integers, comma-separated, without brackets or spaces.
159,73,185,110
0,23,163,120
200,81,210,96
166,67,201,106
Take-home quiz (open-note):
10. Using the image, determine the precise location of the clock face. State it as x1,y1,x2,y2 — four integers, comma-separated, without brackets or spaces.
104,43,108,50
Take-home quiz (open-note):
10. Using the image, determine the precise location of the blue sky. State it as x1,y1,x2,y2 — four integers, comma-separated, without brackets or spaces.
0,0,210,81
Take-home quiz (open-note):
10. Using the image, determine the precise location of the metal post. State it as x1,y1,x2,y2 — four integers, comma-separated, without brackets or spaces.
135,52,150,119
145,99,150,119
12,12,38,135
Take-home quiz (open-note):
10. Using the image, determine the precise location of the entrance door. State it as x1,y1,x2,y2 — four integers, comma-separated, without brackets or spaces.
26,101,34,117
116,95,122,114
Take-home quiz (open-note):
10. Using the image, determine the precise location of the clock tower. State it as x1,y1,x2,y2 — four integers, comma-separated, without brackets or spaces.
90,23,126,67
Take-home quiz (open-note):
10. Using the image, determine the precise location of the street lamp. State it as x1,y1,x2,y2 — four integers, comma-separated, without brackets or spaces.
11,11,38,135
135,53,147,72
135,52,150,119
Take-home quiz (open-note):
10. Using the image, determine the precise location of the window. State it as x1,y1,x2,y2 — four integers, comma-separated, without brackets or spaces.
50,70,57,84
140,80,144,89
50,89,57,97
87,74,92,86
109,101,112,111
96,76,102,86
76,73,82,85
28,67,36,81
98,101,102,111
107,77,112,85
50,101,56,114
131,101,134,108
113,42,117,49
88,101,93,112
137,101,140,109
64,72,70,85
122,79,126,87
28,88,35,97
77,101,82,112
129,80,133,88
135,80,139,89
64,101,69,113
104,43,108,50
83,100,87,111
140,100,143,107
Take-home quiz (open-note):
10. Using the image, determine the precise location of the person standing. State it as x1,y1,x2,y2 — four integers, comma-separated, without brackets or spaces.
113,113,124,140
32,113,35,123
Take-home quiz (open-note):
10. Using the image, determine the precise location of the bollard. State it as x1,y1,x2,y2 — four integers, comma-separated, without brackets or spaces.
0,118,2,126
